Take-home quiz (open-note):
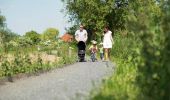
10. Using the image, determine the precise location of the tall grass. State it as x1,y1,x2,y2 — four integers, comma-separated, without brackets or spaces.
91,59,138,100
90,32,142,100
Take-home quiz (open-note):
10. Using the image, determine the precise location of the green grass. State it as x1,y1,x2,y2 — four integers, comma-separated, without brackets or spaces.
90,58,139,100
90,33,142,100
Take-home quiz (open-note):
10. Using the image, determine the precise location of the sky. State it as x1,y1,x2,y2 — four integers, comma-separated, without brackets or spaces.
0,0,71,36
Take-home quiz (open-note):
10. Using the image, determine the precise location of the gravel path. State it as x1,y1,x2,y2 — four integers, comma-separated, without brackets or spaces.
0,61,114,100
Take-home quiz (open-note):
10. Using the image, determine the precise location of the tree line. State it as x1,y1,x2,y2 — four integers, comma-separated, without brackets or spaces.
0,12,59,52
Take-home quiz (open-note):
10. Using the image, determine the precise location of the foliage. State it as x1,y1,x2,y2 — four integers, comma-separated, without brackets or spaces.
90,31,141,100
0,48,77,78
0,11,19,53
25,30,41,44
0,29,18,44
65,24,79,36
41,28,59,41
88,0,170,100
134,0,170,100
0,9,77,82
0,29,19,53
13,37,33,47
62,0,128,41
91,59,138,100
0,11,6,28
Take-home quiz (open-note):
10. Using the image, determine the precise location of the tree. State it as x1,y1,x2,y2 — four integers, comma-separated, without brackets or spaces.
62,0,128,41
25,30,41,44
0,29,19,53
0,12,6,45
126,0,170,100
0,11,19,53
161,1,170,99
0,29,18,45
41,28,59,41
0,11,6,28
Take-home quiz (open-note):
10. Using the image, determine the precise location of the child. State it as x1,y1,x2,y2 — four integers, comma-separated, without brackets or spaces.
99,43,104,61
89,40,98,62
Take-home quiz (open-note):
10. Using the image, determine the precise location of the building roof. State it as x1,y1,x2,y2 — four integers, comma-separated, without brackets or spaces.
60,33,73,42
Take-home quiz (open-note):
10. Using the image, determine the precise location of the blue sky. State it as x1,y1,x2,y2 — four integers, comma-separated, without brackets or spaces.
0,0,71,35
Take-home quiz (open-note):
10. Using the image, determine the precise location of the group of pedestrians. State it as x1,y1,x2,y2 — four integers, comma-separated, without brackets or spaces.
75,25,113,62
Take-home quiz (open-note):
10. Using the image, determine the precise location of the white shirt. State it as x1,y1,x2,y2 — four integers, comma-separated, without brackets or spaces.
75,29,88,42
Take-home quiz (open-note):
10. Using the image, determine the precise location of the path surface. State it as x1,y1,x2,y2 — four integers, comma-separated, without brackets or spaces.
0,61,114,100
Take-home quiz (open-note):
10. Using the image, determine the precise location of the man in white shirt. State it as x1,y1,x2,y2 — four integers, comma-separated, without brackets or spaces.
75,25,88,42
75,25,88,62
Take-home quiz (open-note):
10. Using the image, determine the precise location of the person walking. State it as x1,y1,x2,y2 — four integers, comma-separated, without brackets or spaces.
89,40,98,62
75,25,88,62
103,26,113,61
75,25,88,43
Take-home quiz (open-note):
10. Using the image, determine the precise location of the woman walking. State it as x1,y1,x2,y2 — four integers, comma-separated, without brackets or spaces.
103,26,113,61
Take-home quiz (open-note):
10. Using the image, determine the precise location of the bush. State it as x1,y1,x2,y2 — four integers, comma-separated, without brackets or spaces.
0,47,77,78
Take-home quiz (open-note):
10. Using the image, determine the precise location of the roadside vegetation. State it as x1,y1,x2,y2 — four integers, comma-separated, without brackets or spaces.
0,12,77,80
62,0,170,100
